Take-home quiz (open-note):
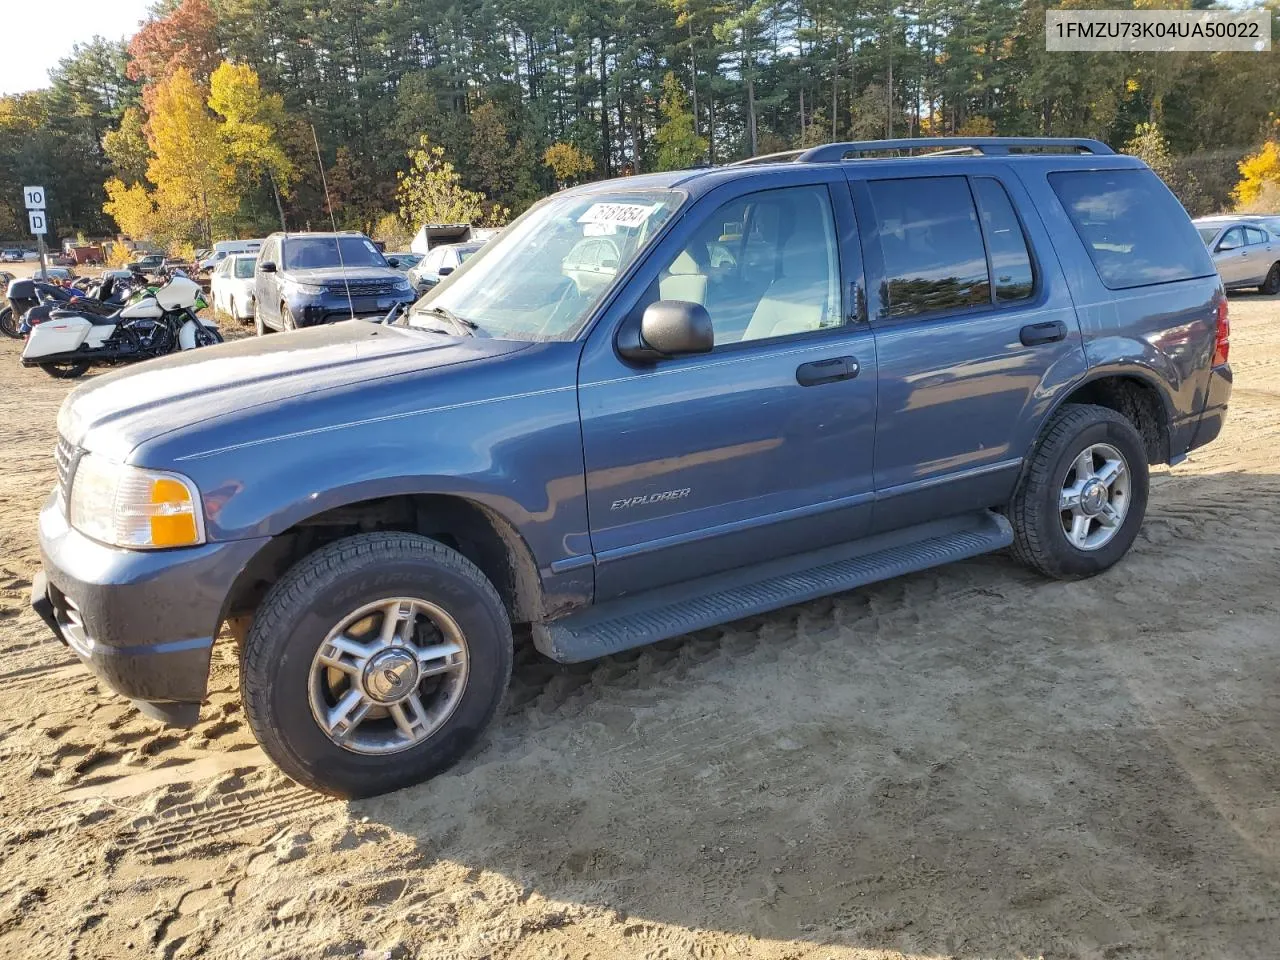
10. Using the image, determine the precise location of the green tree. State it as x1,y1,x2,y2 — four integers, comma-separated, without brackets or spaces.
656,73,707,170
397,135,488,227
103,106,150,184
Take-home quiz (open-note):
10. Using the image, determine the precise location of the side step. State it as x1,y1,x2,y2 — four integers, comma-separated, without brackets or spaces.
532,510,1013,663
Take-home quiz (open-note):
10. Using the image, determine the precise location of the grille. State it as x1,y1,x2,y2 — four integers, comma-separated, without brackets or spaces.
323,278,400,297
54,434,76,505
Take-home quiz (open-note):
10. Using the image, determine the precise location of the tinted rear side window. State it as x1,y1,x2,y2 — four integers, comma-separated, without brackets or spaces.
867,176,990,319
1049,169,1214,289
972,178,1034,302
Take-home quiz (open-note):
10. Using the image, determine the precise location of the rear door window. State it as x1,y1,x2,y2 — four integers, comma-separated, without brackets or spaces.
866,176,991,319
1245,226,1270,246
1049,169,1215,289
972,178,1035,303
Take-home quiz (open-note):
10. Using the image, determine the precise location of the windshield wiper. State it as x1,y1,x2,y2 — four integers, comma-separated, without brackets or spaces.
425,304,478,337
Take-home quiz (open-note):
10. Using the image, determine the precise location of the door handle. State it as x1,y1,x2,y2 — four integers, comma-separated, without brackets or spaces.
1019,321,1067,347
796,356,859,386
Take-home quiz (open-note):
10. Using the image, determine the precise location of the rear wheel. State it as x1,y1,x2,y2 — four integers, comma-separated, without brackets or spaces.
1010,403,1149,580
0,307,20,339
1261,262,1280,295
240,532,513,798
41,360,90,379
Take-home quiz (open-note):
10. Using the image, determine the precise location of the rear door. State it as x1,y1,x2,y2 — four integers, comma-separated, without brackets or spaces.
848,166,1086,532
1242,225,1273,284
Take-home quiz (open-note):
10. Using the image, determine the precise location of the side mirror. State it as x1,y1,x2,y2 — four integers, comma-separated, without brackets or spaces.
618,300,714,362
259,261,277,273
387,257,400,269
437,265,454,277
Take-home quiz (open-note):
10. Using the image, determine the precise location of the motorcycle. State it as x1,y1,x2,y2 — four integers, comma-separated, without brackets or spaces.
1,278,76,339
21,274,223,379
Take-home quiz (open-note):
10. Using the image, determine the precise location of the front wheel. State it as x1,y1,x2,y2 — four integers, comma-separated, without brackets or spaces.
0,307,20,339
253,302,272,336
41,360,90,379
240,532,513,798
1009,403,1149,580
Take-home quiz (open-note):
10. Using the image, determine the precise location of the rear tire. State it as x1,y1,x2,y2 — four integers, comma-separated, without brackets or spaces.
1261,262,1280,295
41,360,90,379
1009,403,1149,580
0,307,20,339
240,532,513,798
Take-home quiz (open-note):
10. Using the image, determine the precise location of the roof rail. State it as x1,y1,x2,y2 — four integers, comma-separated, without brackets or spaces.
796,137,1114,163
726,149,807,167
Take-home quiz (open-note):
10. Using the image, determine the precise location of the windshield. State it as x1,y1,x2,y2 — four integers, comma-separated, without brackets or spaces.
233,257,256,278
457,245,482,262
408,189,682,341
1197,226,1221,246
283,236,386,270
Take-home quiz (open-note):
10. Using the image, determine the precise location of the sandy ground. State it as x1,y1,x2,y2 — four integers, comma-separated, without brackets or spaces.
0,280,1277,960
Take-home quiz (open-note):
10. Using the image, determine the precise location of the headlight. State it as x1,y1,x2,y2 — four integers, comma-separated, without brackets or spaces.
69,454,205,549
285,279,326,295
395,278,413,292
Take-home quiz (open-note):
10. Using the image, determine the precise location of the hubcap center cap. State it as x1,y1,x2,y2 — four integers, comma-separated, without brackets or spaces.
363,649,419,704
1080,478,1108,516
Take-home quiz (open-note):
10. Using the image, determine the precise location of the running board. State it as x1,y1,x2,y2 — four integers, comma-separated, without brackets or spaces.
532,510,1013,663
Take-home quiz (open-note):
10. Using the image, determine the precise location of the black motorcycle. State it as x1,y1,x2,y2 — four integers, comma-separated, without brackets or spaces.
0,279,76,339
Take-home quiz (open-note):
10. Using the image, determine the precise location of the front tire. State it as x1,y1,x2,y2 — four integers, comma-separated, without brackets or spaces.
281,303,298,331
240,533,513,798
1010,403,1149,580
253,302,272,336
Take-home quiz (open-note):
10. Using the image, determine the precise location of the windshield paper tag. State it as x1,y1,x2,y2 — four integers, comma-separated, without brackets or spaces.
578,202,657,228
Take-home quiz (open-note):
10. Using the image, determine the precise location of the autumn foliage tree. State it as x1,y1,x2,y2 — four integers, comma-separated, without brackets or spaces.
145,68,234,245
543,143,594,188
127,0,221,91
208,62,294,230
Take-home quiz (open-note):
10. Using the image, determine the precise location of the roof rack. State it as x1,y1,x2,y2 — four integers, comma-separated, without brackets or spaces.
727,137,1113,166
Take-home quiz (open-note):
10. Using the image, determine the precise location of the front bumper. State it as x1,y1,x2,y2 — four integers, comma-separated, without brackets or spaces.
32,493,269,725
292,292,416,327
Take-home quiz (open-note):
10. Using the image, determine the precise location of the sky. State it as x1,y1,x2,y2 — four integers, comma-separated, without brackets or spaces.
0,0,154,96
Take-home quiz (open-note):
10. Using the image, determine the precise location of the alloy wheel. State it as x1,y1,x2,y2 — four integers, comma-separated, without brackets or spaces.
307,597,470,755
1059,442,1131,551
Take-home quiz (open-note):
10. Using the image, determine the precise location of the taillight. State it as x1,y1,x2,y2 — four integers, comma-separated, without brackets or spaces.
1213,294,1230,366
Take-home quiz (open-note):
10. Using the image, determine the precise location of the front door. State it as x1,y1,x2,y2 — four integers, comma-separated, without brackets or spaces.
1213,226,1251,286
578,173,879,600
849,167,1087,531
255,237,283,325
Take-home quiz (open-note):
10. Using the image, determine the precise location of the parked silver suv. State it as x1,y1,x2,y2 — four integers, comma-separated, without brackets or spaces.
1194,215,1280,293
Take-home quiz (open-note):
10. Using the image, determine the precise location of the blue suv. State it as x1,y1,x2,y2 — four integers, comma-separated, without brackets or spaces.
251,231,416,334
31,138,1231,797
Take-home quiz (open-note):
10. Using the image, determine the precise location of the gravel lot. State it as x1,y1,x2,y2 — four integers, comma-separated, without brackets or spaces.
0,283,1276,960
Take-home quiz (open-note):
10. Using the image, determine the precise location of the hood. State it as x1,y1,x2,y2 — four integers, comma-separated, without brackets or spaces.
283,265,404,283
59,321,531,458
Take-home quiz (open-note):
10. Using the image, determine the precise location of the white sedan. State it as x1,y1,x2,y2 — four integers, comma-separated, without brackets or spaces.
210,253,257,321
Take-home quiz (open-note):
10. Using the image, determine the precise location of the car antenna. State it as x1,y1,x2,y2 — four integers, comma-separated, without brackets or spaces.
311,122,355,320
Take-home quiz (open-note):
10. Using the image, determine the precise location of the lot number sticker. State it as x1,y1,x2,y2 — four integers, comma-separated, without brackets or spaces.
578,202,657,228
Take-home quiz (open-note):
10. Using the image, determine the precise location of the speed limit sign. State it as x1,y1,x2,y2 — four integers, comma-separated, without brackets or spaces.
24,186,45,210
